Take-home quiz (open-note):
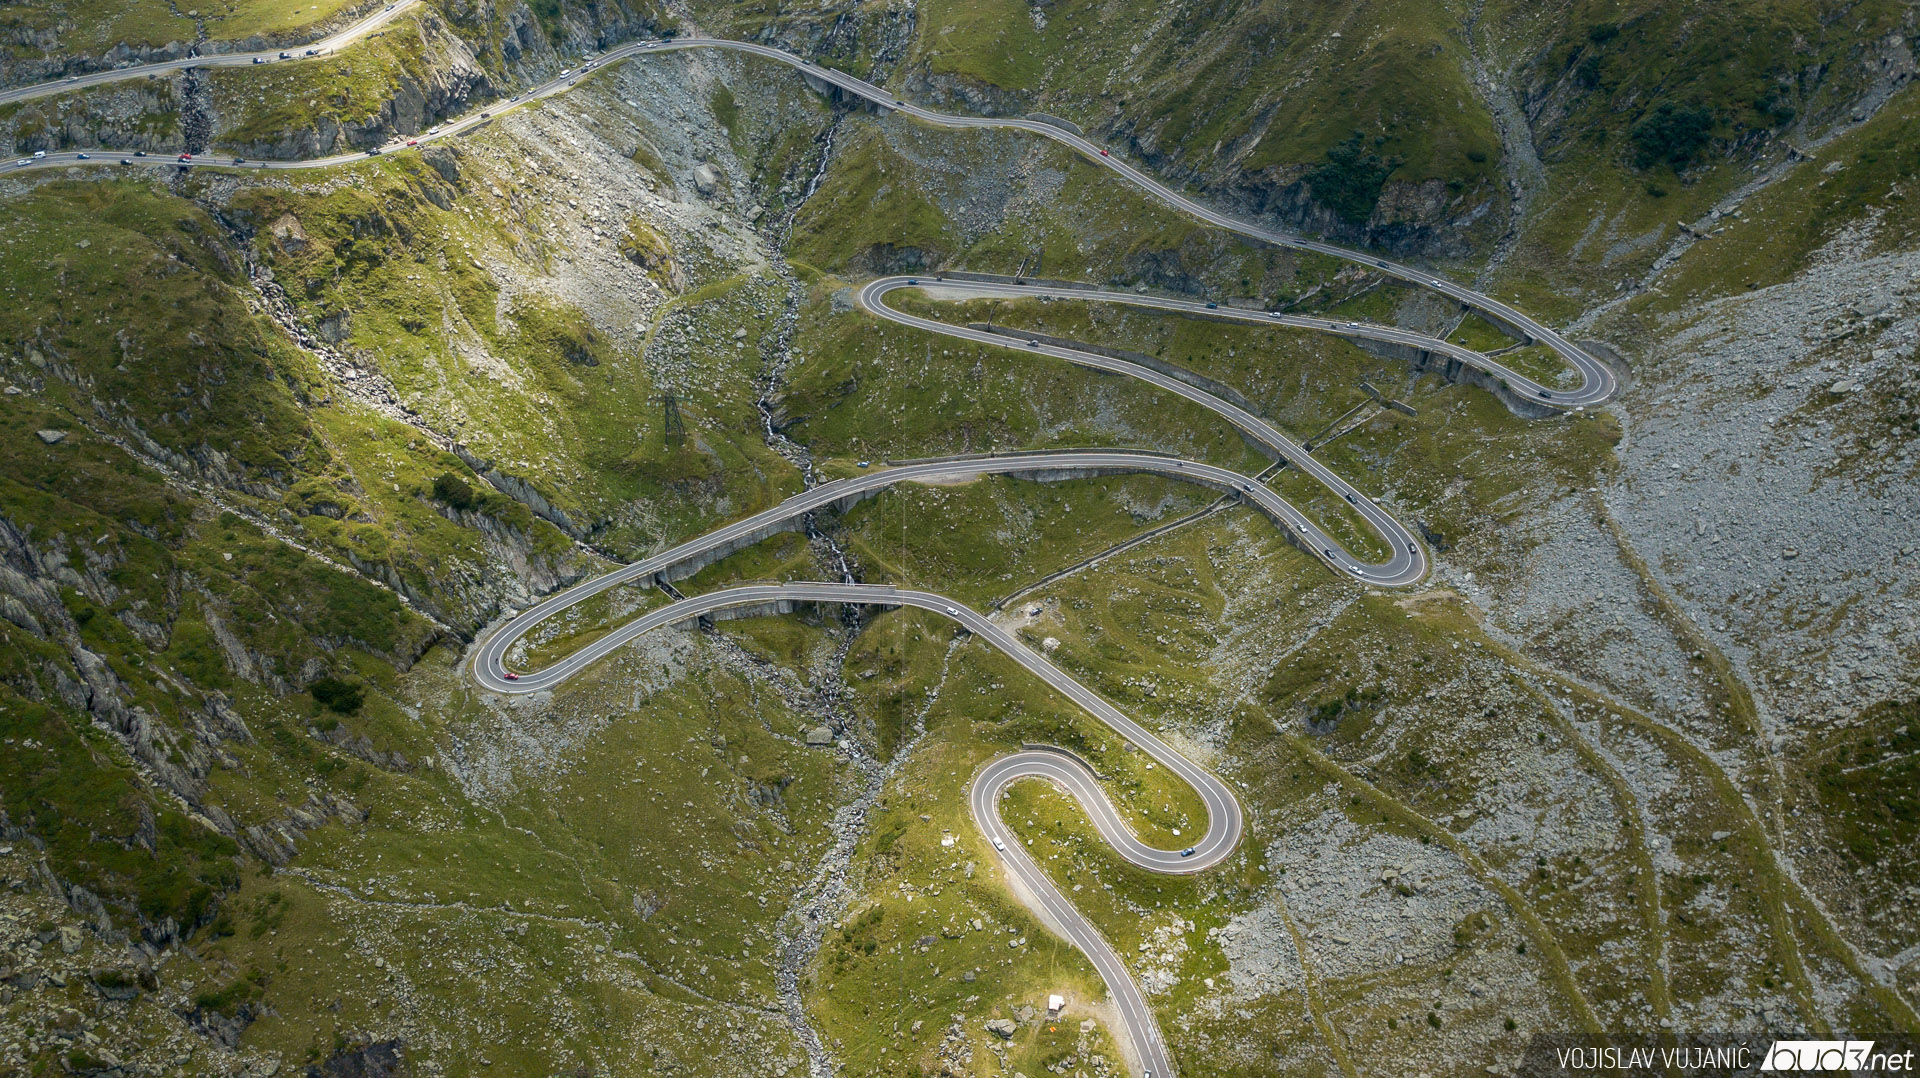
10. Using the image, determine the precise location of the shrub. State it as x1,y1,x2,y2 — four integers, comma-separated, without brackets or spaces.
308,675,365,714
1307,132,1400,224
1631,104,1714,169
431,472,478,511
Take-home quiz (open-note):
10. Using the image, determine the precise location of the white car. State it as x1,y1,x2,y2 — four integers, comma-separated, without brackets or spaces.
991,837,1006,852
945,606,959,615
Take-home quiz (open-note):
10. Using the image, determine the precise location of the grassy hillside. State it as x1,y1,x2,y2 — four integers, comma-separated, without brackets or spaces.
0,0,355,60
2,2,1919,1073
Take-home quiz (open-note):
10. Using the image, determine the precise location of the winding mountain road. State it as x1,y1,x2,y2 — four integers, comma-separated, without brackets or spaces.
470,449,1387,695
0,0,426,107
475,580,1237,1078
2,30,1622,1077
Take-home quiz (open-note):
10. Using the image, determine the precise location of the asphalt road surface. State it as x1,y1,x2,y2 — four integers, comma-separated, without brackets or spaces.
0,28,1618,415
474,580,1238,1078
865,273,1610,407
0,0,425,107
3,30,1622,1076
469,449,1383,694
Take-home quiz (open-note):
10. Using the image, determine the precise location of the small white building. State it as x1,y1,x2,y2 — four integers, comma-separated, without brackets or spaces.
1047,994,1066,1017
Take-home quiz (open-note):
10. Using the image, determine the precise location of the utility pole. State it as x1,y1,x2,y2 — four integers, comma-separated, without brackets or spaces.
653,390,685,446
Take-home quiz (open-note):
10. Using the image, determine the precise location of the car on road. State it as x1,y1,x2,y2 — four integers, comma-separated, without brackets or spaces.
366,146,382,155
1204,301,1218,309
13,160,28,167
1374,260,1387,268
1099,148,1109,156
134,150,147,157
945,606,959,616
279,52,291,59
559,69,571,76
75,153,89,160
177,153,192,161
31,150,44,159
120,158,132,165
894,99,905,106
1345,321,1360,328
504,672,519,681
991,837,1006,851
480,111,491,118
1407,542,1418,554
1181,847,1195,857
1322,548,1335,559
252,56,265,64
1538,390,1553,400
1344,493,1357,504
406,139,418,146
905,277,917,284
306,49,320,56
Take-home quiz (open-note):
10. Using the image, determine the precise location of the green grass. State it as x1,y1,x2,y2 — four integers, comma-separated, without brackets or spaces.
1645,84,1920,310
232,162,802,555
209,16,429,148
809,607,1209,1076
0,0,361,56
1447,312,1520,353
838,474,1216,607
0,689,241,928
915,0,1045,89
907,0,1500,205
1791,698,1920,927
788,122,961,272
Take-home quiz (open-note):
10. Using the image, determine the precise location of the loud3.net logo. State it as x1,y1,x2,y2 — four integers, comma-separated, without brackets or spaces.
1523,1035,1917,1075
1760,1041,1916,1072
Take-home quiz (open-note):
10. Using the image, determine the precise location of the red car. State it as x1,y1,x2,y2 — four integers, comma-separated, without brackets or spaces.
503,672,519,681
407,139,419,146
177,153,192,162
1100,148,1109,156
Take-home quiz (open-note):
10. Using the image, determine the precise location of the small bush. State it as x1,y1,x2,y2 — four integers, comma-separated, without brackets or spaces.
431,472,478,511
1307,131,1400,224
308,676,365,715
1631,104,1714,169
194,976,259,1014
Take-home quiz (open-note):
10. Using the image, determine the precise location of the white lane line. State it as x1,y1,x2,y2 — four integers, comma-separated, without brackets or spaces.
478,581,1237,1078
